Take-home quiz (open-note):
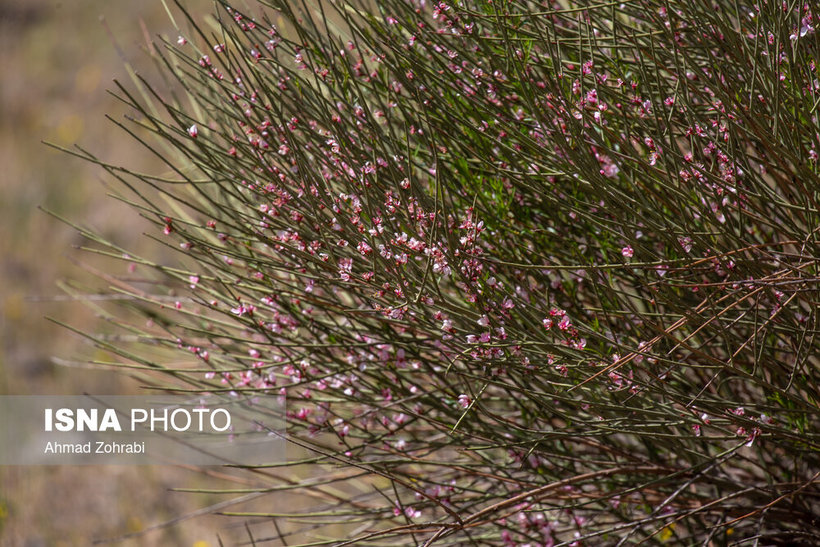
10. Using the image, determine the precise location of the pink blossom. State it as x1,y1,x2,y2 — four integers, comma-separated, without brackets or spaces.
558,315,572,330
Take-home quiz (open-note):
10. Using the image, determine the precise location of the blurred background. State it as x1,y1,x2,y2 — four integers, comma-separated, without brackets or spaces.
0,1,292,544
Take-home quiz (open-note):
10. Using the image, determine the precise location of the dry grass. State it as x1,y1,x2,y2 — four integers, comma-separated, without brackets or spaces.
0,1,278,544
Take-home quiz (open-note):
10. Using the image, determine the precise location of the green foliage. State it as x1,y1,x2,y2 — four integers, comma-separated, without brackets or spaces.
63,0,820,544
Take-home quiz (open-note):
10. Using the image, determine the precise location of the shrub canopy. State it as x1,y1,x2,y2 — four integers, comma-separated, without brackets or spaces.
66,0,820,544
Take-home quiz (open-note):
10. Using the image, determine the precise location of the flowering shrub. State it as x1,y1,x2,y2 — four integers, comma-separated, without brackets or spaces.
65,0,820,544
